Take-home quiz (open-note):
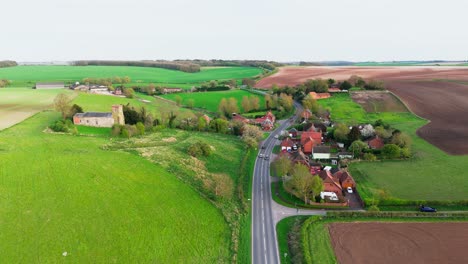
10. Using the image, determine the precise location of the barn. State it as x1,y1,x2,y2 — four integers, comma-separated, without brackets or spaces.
35,82,65,89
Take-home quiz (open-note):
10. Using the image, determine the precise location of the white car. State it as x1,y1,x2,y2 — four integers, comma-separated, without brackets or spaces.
347,187,353,194
259,154,264,158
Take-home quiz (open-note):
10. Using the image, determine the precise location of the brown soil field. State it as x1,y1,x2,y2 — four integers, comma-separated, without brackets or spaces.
256,66,468,154
328,222,468,264
351,91,408,113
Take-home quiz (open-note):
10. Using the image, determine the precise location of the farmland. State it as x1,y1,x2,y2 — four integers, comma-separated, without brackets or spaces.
329,222,468,264
317,93,468,202
0,88,73,130
350,91,408,113
0,111,231,262
255,66,468,154
161,90,266,113
0,65,262,89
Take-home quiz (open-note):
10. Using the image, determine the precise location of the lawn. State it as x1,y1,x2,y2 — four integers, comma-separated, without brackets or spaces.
0,111,231,262
161,89,266,113
0,88,74,130
0,65,262,89
318,93,468,203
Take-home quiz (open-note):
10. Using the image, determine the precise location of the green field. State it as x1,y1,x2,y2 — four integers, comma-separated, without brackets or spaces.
318,93,468,202
0,65,262,89
0,110,231,262
0,88,74,130
161,89,266,113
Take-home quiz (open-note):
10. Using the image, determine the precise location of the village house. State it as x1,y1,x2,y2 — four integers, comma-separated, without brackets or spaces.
337,152,354,159
328,88,342,93
312,145,331,160
288,128,298,138
232,113,250,124
318,170,343,195
300,131,322,154
162,88,183,94
367,136,385,150
35,82,65,89
89,85,110,94
73,105,125,128
334,171,356,189
287,149,309,167
253,111,276,130
114,88,123,95
309,92,331,100
281,138,295,152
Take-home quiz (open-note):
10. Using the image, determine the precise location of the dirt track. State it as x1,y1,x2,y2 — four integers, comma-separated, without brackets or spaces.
328,222,468,264
256,66,468,154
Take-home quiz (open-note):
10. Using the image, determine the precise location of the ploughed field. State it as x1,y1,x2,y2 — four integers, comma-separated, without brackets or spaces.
328,222,468,264
256,66,468,154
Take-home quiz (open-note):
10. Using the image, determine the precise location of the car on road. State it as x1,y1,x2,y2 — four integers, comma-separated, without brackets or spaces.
258,154,264,158
420,205,437,212
264,155,269,160
274,135,279,139
261,145,266,149
346,187,353,194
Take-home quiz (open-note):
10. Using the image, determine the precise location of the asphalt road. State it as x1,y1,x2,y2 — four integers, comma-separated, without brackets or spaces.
252,102,326,264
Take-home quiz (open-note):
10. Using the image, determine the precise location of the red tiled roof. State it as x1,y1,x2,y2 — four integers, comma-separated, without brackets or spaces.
281,138,294,148
301,131,322,145
367,137,384,149
328,88,341,92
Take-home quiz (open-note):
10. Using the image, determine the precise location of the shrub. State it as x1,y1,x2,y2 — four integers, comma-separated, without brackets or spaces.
136,122,145,135
368,205,380,212
50,119,75,133
188,142,212,157
363,153,377,161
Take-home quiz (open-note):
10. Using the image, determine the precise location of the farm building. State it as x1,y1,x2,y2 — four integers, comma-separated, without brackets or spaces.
73,105,125,127
35,82,65,89
367,136,385,150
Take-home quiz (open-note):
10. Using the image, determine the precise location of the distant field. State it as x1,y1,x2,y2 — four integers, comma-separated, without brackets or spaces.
318,93,468,202
0,65,262,89
0,88,73,130
161,90,266,113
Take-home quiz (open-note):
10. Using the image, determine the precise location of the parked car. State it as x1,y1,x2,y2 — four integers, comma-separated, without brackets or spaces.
346,187,353,194
420,205,437,212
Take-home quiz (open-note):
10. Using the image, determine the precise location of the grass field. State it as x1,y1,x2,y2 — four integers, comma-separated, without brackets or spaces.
0,88,74,130
318,93,468,202
0,65,262,89
0,111,231,262
161,89,266,113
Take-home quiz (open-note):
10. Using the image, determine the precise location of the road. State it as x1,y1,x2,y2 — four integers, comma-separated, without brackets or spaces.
251,103,326,264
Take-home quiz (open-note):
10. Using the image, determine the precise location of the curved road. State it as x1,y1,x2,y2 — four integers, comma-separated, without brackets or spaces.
252,103,326,264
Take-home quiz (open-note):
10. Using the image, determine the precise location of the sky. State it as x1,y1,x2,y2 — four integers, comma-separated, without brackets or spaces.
1,0,467,62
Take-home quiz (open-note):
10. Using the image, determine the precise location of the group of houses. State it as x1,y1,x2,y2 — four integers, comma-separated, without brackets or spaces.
232,111,276,131
279,110,357,201
35,82,123,95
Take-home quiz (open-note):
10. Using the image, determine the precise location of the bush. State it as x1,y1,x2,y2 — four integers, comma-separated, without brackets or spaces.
368,205,380,212
363,153,377,161
50,119,75,133
187,142,212,157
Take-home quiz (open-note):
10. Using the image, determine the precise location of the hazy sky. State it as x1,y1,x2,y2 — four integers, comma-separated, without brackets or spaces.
1,0,467,62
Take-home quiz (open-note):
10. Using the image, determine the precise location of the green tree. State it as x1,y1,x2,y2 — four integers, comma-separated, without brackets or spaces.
302,95,319,113
186,99,195,109
197,116,207,131
289,163,315,203
339,80,352,90
250,96,260,111
382,144,401,159
310,175,324,199
400,147,411,159
273,154,292,180
349,140,368,157
123,88,135,98
363,153,377,161
136,122,145,135
391,132,412,148
348,126,361,142
333,123,350,142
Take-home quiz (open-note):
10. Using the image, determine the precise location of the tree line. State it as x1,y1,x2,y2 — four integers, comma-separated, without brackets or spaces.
72,60,201,73
0,60,17,68
174,59,283,71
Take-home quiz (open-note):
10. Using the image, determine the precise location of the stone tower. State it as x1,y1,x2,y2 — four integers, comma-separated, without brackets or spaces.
112,105,125,125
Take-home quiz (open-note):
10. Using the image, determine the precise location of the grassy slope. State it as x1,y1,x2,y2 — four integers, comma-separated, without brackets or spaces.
0,65,262,89
161,89,266,113
318,93,468,201
0,112,230,263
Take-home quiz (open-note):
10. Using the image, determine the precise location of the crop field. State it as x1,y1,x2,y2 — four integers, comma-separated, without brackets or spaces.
0,111,230,262
329,222,468,264
0,88,73,130
161,90,266,113
318,93,468,202
350,91,408,113
0,65,262,89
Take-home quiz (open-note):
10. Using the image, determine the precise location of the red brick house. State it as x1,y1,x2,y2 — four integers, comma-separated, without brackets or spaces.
334,171,356,189
254,111,276,130
232,113,250,124
318,170,342,194
287,149,309,167
302,137,317,154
